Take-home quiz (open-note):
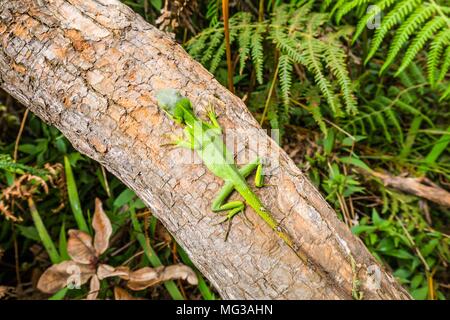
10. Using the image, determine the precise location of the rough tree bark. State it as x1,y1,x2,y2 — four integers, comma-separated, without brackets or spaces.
0,0,411,299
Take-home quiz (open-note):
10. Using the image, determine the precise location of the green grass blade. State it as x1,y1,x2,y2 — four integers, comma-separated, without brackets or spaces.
419,126,450,173
64,155,89,233
130,205,184,300
28,198,60,264
399,115,422,159
58,220,70,261
49,287,68,300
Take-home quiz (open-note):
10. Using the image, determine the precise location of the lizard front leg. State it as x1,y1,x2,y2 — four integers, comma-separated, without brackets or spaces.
161,127,197,149
205,105,222,133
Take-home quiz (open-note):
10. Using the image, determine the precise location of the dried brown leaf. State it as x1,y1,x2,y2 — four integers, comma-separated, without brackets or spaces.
87,275,100,300
127,264,197,291
127,280,158,291
97,264,130,280
159,264,198,285
92,198,112,255
67,230,96,264
128,267,159,283
37,260,95,294
0,286,14,299
114,286,145,300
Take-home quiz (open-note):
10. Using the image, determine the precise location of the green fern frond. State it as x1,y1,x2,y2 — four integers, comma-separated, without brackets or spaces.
238,14,253,75
396,16,447,76
271,6,356,118
329,0,346,18
438,45,450,83
381,3,437,74
375,96,404,143
308,103,328,135
320,0,335,12
353,0,397,44
271,27,306,64
200,29,224,66
206,0,220,27
212,26,238,73
407,62,427,85
323,41,358,114
335,0,371,24
251,24,265,84
278,54,293,115
304,18,343,116
428,28,450,86
371,105,393,142
188,2,358,126
440,82,450,101
365,0,423,64
186,32,210,59
209,42,227,73
289,0,315,26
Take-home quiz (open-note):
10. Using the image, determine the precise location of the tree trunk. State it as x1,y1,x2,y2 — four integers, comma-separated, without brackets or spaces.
0,0,410,299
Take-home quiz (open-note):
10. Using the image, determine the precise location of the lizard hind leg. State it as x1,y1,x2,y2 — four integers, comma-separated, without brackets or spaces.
212,199,245,241
211,160,260,240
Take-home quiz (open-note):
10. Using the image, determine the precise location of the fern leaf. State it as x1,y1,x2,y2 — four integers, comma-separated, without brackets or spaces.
304,38,342,117
329,0,347,19
209,42,226,73
320,0,334,13
206,0,220,27
381,3,437,74
396,16,447,76
238,14,253,75
376,96,404,143
187,32,210,59
271,27,307,65
201,29,224,66
278,54,293,115
251,24,265,84
365,0,423,64
308,104,328,135
335,0,371,24
210,27,237,73
353,0,397,44
289,0,314,29
440,82,450,101
408,62,427,84
428,28,450,86
438,45,450,83
323,41,358,114
367,104,392,142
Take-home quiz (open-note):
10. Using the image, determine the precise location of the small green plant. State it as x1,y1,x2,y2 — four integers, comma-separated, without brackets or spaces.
187,2,358,133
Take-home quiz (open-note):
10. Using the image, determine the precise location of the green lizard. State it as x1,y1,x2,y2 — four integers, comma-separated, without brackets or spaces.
156,89,298,252
155,90,357,298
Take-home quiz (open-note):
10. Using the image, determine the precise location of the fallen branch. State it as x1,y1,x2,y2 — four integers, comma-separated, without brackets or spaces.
371,171,450,207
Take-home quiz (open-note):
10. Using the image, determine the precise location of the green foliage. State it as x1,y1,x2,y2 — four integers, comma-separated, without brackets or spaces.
0,153,47,176
328,0,450,95
346,63,436,145
352,204,449,300
187,2,358,133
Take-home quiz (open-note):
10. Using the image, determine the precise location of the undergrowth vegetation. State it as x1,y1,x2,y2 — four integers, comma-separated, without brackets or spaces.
0,0,448,300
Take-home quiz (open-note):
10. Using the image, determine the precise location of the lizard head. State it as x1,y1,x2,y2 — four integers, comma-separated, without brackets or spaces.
156,89,195,125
